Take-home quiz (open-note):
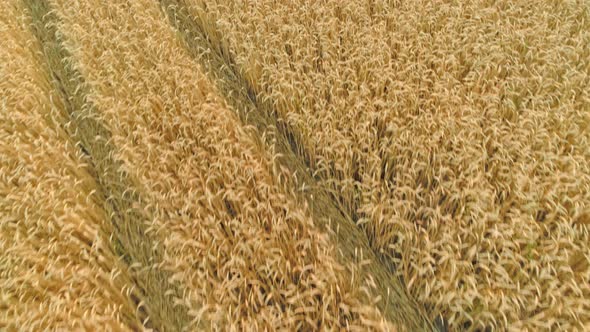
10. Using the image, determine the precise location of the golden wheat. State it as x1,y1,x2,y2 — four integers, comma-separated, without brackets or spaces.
4,0,589,329
178,0,590,329
49,0,393,329
0,1,141,330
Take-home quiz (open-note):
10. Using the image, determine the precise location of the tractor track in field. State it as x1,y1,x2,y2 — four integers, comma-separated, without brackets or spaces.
158,1,438,330
23,1,192,330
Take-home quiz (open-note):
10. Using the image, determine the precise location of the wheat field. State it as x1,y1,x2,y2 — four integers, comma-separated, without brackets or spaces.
1,0,589,331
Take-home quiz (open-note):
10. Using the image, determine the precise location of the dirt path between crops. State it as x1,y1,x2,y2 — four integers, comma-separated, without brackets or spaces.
157,1,439,331
23,1,192,330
